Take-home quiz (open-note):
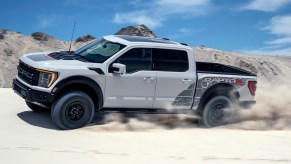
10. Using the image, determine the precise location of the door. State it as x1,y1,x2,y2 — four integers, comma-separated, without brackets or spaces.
152,48,196,110
104,48,157,108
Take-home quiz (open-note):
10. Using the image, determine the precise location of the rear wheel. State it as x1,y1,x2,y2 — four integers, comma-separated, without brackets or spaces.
26,101,50,113
201,96,234,128
51,91,95,130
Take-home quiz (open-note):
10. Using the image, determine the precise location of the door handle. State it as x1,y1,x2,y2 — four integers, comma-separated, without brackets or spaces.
144,77,155,82
182,79,192,83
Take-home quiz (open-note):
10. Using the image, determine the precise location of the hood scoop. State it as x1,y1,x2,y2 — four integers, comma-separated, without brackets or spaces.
47,51,76,60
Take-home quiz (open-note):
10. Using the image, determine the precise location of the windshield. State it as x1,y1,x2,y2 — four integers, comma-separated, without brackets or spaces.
75,38,126,63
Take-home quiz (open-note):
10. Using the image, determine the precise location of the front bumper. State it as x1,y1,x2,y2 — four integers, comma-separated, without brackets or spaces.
13,78,55,104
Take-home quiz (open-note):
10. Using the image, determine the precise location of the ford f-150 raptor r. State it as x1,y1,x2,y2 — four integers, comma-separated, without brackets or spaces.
13,35,257,129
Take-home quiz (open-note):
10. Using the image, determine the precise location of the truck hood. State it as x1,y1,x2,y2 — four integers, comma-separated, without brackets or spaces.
20,52,97,71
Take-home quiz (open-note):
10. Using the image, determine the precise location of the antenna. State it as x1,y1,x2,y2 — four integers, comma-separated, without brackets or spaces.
68,22,76,52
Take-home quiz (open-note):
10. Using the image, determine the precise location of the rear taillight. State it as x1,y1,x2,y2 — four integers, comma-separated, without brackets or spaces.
248,81,257,96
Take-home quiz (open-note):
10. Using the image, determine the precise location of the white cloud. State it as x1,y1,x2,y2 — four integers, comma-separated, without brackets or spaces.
166,28,202,39
112,0,213,29
264,15,291,46
157,0,210,6
240,15,291,56
113,12,162,29
37,15,70,29
265,37,291,45
156,0,212,15
38,18,54,29
264,15,291,36
243,0,291,12
38,16,58,29
179,28,193,33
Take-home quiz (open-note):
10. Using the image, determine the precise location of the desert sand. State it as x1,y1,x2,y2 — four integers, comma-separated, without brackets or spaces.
1,85,291,164
1,26,291,163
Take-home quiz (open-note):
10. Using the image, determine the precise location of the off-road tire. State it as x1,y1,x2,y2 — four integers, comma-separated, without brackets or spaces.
201,96,234,128
51,91,95,130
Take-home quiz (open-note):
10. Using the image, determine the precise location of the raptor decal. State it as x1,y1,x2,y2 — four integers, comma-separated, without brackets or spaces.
201,77,245,88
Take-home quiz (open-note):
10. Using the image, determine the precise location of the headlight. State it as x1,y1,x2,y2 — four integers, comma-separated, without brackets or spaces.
37,69,58,88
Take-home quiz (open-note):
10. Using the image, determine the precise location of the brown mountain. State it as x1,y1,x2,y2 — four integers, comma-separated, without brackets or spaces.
115,24,157,38
75,35,96,43
0,27,291,88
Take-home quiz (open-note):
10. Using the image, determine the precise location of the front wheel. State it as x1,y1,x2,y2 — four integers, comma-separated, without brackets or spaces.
201,96,234,128
51,91,95,130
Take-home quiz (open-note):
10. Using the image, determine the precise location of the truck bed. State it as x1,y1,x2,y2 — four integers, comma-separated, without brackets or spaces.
196,62,255,76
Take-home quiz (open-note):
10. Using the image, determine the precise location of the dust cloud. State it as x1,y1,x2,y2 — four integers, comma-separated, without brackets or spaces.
87,113,200,131
85,81,291,131
228,81,291,130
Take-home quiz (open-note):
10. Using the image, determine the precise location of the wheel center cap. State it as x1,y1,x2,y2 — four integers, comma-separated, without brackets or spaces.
72,108,78,115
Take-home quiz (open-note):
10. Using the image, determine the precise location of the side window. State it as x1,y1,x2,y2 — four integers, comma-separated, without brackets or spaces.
114,48,152,73
153,49,189,72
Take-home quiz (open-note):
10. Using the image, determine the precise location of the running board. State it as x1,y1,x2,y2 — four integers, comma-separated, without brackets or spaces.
99,108,192,114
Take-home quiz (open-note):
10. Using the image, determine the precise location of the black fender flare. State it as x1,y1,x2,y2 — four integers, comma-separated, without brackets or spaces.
52,76,103,110
196,83,239,114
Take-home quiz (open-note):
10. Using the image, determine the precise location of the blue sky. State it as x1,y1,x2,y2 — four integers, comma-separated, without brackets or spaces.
1,0,291,55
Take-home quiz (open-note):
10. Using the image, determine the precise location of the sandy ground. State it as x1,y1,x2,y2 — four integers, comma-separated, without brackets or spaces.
0,88,291,164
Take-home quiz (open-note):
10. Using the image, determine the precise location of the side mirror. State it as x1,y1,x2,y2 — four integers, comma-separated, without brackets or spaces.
110,63,126,74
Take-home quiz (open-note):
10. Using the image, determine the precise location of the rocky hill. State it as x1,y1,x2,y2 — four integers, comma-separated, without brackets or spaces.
194,46,291,82
0,29,91,87
0,26,291,87
115,25,157,38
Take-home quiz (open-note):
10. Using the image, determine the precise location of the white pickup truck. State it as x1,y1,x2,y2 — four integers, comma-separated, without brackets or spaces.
13,35,257,129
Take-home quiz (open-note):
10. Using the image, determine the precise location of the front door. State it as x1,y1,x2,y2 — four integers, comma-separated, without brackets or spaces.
104,48,156,108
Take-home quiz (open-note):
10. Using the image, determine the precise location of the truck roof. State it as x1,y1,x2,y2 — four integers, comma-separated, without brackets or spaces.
103,35,191,50
115,35,178,44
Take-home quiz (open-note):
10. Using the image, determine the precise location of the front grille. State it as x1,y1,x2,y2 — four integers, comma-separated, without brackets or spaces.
18,60,39,86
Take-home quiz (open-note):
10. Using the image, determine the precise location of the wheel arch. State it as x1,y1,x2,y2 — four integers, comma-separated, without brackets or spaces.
197,83,239,114
52,76,103,111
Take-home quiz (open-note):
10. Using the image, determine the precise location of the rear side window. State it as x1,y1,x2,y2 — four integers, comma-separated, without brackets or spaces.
114,48,152,73
153,49,189,72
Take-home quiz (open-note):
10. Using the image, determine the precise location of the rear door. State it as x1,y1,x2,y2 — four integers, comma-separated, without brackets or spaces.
152,48,196,110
